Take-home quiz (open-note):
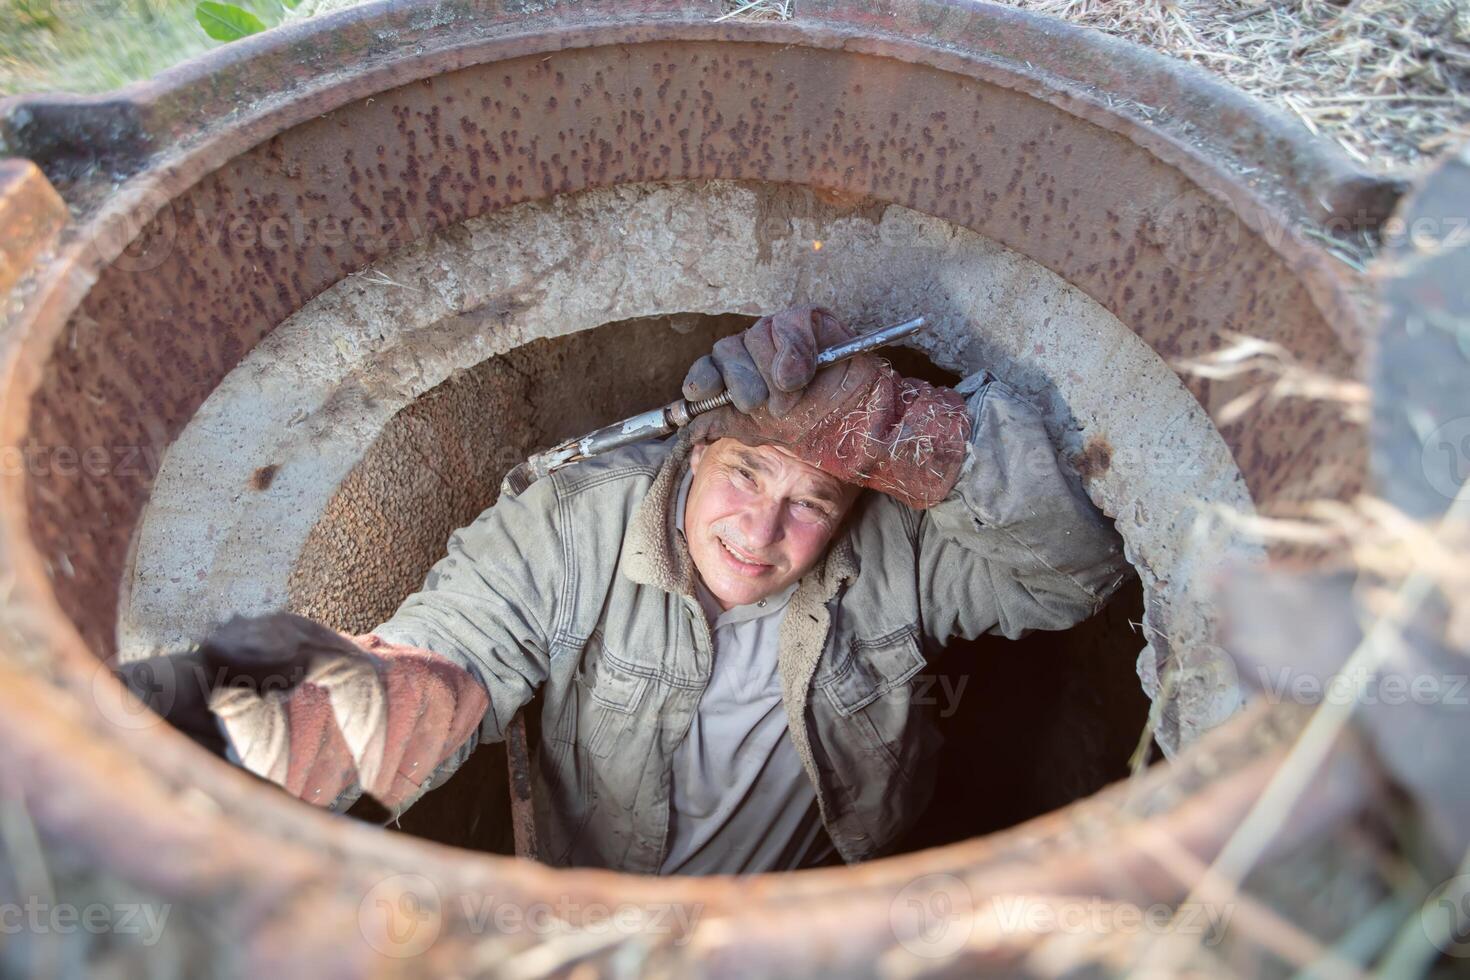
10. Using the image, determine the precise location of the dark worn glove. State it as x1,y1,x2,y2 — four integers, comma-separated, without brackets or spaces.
115,613,487,814
683,305,854,416
685,308,973,510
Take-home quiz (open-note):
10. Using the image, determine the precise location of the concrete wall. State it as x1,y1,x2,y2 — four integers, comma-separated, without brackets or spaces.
117,178,1259,750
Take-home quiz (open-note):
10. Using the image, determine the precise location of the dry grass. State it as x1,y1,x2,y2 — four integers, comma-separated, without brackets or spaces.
1213,494,1470,647
1174,332,1373,426
716,0,793,22
996,0,1470,173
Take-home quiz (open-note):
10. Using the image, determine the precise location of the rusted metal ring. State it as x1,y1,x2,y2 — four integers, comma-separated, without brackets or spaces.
0,0,1423,973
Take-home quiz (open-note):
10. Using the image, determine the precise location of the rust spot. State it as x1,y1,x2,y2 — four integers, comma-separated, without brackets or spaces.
1073,438,1112,479
810,185,871,209
250,464,280,491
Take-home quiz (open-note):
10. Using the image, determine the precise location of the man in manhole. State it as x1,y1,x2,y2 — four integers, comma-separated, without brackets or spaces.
127,304,1127,873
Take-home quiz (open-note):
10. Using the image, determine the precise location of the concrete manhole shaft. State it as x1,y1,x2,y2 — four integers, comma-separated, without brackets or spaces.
1,1,1447,975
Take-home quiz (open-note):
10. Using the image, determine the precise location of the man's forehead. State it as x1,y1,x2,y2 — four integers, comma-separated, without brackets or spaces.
715,439,855,500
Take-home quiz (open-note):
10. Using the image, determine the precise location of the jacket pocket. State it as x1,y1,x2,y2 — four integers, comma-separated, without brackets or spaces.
578,633,650,760
820,627,926,716
818,627,931,774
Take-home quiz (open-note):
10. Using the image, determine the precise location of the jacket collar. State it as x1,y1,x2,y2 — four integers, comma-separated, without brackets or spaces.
620,433,859,601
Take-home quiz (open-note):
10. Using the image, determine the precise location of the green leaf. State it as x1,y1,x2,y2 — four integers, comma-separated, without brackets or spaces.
194,1,266,41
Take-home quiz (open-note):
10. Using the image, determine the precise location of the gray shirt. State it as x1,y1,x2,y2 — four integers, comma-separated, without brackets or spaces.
659,471,834,875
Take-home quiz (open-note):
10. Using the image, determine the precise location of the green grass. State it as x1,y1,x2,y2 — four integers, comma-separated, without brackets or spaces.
0,0,291,97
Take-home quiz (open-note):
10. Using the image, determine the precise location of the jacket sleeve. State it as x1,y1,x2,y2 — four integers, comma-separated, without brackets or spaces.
368,472,566,789
918,373,1128,644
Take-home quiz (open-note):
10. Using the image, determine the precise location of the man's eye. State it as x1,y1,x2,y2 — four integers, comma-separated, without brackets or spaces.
735,466,756,484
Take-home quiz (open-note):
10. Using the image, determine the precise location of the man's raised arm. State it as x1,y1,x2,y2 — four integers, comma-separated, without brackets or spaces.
916,372,1129,643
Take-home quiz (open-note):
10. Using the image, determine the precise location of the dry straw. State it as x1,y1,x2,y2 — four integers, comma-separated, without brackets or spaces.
998,0,1470,172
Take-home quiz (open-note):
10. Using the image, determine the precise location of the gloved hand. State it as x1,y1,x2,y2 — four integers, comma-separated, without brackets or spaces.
683,305,973,510
684,305,854,417
114,613,487,815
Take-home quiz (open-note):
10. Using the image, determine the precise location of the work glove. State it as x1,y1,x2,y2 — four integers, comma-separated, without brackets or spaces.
683,305,973,510
114,613,487,815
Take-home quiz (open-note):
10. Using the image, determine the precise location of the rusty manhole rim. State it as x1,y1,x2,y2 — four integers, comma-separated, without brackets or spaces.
0,0,1399,969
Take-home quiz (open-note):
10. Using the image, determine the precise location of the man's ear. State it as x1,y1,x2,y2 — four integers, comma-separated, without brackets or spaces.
690,441,707,472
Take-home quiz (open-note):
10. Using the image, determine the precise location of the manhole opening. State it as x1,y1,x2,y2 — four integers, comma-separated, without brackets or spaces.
283,312,1148,863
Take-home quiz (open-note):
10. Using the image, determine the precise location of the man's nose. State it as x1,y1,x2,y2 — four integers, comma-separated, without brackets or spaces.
739,497,784,549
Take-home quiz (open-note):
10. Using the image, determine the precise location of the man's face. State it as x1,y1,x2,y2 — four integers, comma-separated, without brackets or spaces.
684,438,860,610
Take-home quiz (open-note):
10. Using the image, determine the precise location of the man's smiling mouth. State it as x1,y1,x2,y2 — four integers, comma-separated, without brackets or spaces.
716,536,774,573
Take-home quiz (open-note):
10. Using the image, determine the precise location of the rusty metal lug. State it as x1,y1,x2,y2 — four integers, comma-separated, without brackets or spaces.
0,159,67,297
